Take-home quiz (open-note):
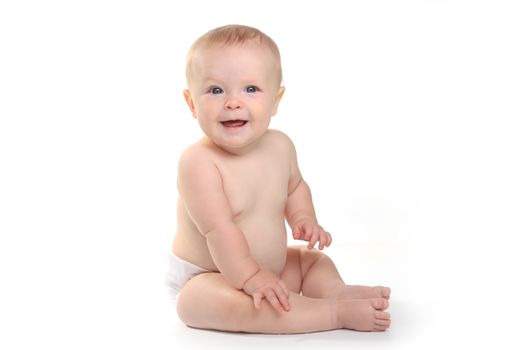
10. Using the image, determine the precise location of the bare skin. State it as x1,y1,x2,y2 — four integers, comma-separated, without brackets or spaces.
172,40,391,334
175,245,391,333
173,133,391,333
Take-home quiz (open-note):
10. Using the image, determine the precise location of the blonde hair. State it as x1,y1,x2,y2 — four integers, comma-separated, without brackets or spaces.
185,24,282,86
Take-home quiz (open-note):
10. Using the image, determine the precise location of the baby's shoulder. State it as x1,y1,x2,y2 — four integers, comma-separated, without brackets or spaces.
264,129,296,152
178,141,216,172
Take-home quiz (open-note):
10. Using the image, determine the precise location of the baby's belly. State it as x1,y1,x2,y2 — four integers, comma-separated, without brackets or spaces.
173,215,289,276
237,218,288,276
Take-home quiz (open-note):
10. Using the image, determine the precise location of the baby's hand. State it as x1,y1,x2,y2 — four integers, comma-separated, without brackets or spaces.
292,220,332,250
242,269,291,313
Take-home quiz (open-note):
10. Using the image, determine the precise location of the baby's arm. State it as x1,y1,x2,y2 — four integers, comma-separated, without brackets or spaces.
285,140,332,250
177,147,290,312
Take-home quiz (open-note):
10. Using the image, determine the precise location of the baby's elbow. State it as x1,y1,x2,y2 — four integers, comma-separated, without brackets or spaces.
202,221,236,237
288,176,304,197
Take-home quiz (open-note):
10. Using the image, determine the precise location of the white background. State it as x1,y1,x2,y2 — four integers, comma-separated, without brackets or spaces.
1,0,524,348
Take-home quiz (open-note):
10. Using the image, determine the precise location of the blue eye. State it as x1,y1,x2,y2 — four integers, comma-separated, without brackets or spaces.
209,87,223,94
245,86,258,93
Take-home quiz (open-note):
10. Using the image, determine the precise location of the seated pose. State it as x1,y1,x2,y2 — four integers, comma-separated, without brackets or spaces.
166,24,391,334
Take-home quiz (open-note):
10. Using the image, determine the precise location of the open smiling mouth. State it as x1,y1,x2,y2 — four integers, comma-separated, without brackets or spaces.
221,120,248,128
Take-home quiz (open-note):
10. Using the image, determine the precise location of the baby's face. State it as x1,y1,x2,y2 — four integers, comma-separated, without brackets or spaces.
184,43,284,154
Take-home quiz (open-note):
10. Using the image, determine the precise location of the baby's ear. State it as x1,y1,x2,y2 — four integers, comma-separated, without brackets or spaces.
183,89,197,118
271,86,285,116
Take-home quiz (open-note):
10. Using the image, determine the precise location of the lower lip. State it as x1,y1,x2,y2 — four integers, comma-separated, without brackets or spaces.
221,121,248,129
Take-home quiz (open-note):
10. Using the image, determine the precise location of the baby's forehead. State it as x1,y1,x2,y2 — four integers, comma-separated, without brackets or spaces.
198,41,276,58
193,43,278,70
186,40,282,87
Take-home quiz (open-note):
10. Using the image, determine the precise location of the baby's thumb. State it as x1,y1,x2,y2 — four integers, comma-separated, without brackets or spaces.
292,225,300,239
253,293,262,310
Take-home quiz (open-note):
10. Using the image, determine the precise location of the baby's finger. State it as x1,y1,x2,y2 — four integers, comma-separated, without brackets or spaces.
308,228,320,249
318,231,327,250
278,279,290,297
304,225,313,240
264,290,284,313
291,225,300,239
275,285,291,311
326,232,332,246
253,292,263,310
293,226,303,239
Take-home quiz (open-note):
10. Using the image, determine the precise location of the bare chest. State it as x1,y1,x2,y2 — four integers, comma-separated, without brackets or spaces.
217,154,290,220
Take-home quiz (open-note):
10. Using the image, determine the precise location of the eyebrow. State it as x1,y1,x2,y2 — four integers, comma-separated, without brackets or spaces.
201,76,224,85
199,72,270,87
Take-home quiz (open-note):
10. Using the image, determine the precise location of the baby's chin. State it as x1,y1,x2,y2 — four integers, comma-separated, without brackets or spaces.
211,132,265,154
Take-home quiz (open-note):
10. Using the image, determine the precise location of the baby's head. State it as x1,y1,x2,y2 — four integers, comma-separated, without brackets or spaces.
183,25,285,154
185,24,282,89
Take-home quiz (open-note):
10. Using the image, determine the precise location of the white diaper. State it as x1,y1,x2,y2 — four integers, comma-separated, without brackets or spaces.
165,253,209,303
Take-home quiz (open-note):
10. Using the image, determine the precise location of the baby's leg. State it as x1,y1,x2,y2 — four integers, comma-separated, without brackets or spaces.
177,272,390,333
176,272,339,334
282,246,390,300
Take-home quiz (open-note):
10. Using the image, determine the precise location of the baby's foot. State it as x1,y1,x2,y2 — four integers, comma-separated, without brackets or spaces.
337,298,391,332
334,284,391,300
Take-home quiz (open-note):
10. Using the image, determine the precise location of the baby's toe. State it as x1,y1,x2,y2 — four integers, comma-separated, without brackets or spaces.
374,320,390,330
374,310,391,320
373,322,390,331
371,298,389,310
380,286,391,299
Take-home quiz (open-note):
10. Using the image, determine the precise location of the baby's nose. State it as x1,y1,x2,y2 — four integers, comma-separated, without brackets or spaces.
224,96,242,110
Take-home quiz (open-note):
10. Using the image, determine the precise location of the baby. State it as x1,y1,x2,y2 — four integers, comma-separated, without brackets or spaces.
166,24,391,334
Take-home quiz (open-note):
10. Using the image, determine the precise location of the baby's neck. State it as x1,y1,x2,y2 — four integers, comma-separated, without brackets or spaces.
201,135,264,157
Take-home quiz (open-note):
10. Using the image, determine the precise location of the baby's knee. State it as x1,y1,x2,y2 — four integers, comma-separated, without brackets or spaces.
176,273,215,326
299,245,327,261
175,276,200,326
290,245,326,260
176,273,248,329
